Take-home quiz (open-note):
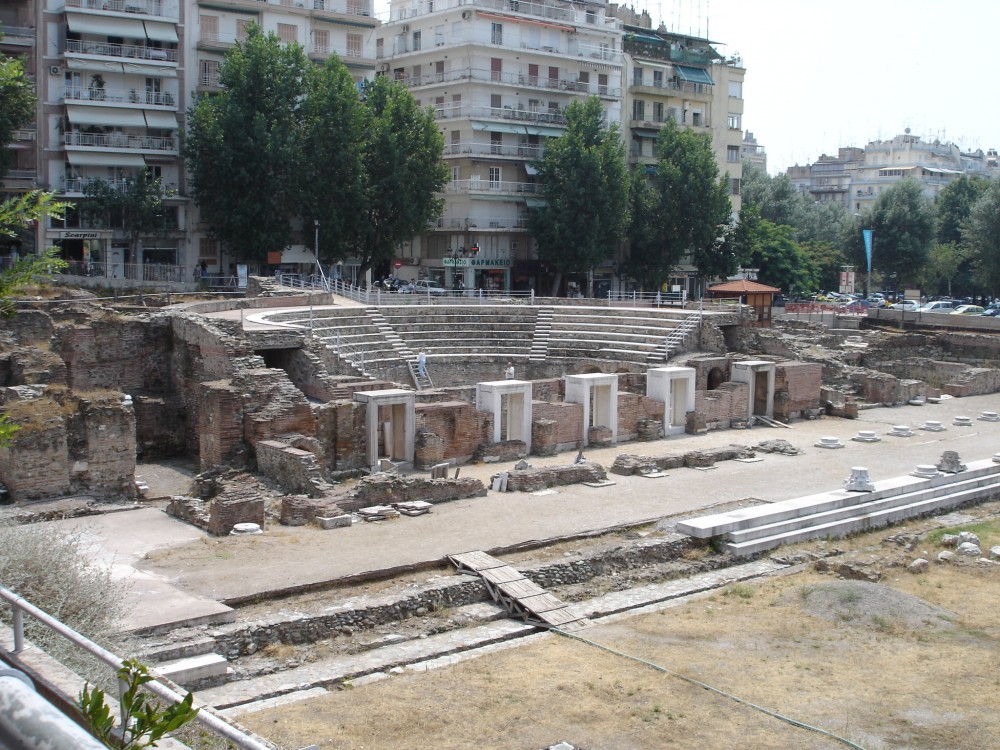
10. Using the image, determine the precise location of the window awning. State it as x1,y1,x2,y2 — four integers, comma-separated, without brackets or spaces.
66,12,145,39
143,21,179,43
143,110,178,129
67,58,124,73
67,105,146,127
523,196,547,208
627,32,664,44
632,127,661,138
67,151,146,167
524,164,539,175
674,65,714,85
471,120,564,137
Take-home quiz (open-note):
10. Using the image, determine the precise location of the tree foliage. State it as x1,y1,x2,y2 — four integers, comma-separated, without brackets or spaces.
353,74,447,280
185,25,309,262
634,118,732,281
849,179,935,288
936,174,990,245
530,97,629,295
963,179,1000,296
186,26,446,272
83,170,175,259
0,42,35,177
921,241,968,298
747,220,819,296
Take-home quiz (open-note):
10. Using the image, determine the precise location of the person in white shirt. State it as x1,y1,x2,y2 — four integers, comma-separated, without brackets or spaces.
505,362,515,379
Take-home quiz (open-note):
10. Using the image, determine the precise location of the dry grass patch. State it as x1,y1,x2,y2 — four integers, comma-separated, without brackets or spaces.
240,556,1000,750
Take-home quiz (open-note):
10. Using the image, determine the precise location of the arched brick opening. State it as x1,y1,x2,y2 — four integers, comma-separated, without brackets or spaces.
707,366,725,390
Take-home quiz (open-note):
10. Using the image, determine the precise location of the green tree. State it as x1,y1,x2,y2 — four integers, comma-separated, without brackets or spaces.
635,119,731,282
849,179,935,289
936,174,990,245
921,241,968,298
964,179,1000,296
741,163,806,228
83,170,175,263
0,39,35,178
748,220,820,297
299,57,366,263
352,75,447,282
623,168,669,288
801,240,848,295
530,97,629,296
185,24,310,263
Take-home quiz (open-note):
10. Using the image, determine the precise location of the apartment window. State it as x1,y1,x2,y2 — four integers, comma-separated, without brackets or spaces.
730,178,741,196
548,66,558,84
435,25,444,46
393,67,404,81
528,63,539,85
435,60,444,81
586,9,596,23
577,71,589,90
653,101,663,122
451,93,461,110
653,70,663,88
200,15,218,41
491,94,502,110
598,73,608,95
277,24,297,44
145,77,162,104
727,112,741,130
632,67,642,86
491,23,502,45
236,18,250,41
667,106,679,123
434,96,445,116
728,80,742,98
692,111,702,127
376,37,383,58
488,166,501,188
314,29,330,55
450,130,460,154
412,64,421,82
490,131,503,155
491,58,502,82
347,33,363,57
727,145,740,162
412,30,421,50
452,166,460,183
632,99,644,120
199,59,220,87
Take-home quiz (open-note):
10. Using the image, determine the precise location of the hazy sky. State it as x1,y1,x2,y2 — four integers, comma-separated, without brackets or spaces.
373,0,998,175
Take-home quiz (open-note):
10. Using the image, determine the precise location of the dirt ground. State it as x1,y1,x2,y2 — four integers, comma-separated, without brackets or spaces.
239,518,1000,750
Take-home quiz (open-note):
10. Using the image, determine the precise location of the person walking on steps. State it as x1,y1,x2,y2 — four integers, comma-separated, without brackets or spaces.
417,350,427,378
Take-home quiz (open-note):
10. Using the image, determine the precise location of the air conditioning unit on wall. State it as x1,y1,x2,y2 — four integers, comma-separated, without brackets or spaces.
462,10,472,19
400,24,409,32
49,65,62,76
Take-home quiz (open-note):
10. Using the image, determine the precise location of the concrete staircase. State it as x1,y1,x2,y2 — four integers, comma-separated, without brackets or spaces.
365,307,413,371
143,635,230,687
407,358,434,391
677,459,1000,557
529,307,553,361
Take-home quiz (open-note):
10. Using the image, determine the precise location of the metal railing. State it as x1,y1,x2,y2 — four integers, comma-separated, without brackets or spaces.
0,585,274,750
605,289,687,307
63,86,177,107
66,39,179,63
0,669,106,750
64,0,179,20
65,133,178,151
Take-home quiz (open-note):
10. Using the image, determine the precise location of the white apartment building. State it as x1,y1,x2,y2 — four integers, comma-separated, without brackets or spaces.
789,132,999,214
377,0,624,294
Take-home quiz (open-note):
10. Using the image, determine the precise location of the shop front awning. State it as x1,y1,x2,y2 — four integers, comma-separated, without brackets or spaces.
67,105,146,127
143,110,178,129
143,21,179,43
67,12,145,39
674,65,714,85
67,151,146,167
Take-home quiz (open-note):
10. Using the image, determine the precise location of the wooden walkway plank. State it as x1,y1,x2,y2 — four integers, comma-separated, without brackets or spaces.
516,592,568,614
479,567,525,585
497,579,546,599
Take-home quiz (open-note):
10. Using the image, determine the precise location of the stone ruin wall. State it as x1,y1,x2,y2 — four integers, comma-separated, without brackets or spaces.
0,388,136,502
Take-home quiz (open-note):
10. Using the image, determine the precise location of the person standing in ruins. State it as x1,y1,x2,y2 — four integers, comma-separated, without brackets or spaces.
417,350,427,378
505,362,515,379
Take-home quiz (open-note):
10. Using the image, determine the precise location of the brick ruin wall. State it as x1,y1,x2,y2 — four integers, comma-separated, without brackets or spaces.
415,400,490,462
773,362,823,420
695,382,750,429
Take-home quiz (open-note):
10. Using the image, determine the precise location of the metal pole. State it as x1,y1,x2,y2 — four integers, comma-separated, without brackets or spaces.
12,606,25,653
0,671,107,750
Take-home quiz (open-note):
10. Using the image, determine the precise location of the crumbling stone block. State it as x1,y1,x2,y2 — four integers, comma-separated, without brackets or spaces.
502,463,608,492
531,419,558,456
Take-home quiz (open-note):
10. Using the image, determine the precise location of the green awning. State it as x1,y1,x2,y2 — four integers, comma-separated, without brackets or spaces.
471,120,564,138
627,32,664,44
675,65,714,85
632,127,661,138
524,197,547,208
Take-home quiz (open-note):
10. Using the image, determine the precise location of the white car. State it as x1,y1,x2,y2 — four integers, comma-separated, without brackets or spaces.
408,279,449,296
917,300,955,313
891,300,919,311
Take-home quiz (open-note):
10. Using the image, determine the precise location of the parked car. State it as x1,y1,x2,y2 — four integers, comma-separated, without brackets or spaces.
407,279,449,296
891,300,920,311
917,300,955,313
951,305,985,316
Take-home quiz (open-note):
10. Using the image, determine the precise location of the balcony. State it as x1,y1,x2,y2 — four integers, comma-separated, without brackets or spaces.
383,29,620,65
0,25,35,47
434,104,566,128
197,74,222,92
1,170,38,189
66,38,179,63
430,215,530,230
11,129,37,142
64,0,180,22
444,141,543,160
403,66,621,99
393,0,584,25
308,42,372,64
62,177,179,194
309,0,374,17
448,178,540,196
623,35,716,67
65,132,178,153
63,86,176,107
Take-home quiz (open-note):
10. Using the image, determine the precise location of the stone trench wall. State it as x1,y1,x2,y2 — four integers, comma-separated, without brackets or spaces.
211,534,696,658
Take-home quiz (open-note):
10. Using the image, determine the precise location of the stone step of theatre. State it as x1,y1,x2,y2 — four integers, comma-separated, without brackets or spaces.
676,459,1000,557
157,652,231,686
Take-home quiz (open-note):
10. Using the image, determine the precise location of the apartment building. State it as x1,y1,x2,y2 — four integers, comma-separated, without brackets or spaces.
621,21,744,297
789,132,1000,214
376,0,624,294
741,130,765,172
4,0,376,281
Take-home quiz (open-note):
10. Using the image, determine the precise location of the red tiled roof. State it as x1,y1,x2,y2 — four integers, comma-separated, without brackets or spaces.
708,279,781,293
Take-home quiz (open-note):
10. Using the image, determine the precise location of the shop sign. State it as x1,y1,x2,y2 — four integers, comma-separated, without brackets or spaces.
58,230,105,240
443,257,511,268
